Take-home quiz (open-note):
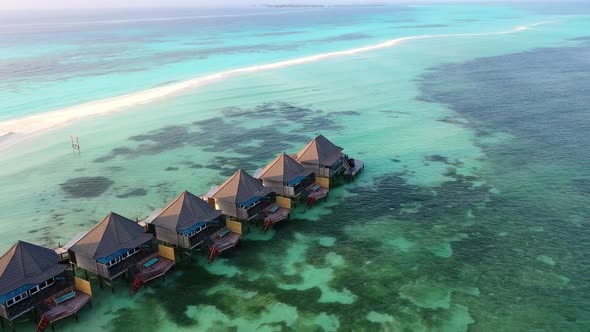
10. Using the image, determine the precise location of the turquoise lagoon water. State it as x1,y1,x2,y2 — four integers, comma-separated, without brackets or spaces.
0,3,589,331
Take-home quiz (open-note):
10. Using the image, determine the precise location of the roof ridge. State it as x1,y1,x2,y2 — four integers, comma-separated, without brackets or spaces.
110,213,122,246
184,191,198,220
296,139,315,160
18,242,26,279
158,191,185,218
92,213,115,258
72,212,112,249
259,153,284,178
213,169,241,196
0,242,17,265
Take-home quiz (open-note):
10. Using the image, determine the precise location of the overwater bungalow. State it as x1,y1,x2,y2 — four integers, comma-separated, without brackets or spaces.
205,169,276,221
294,135,346,178
0,241,91,331
255,153,315,199
148,191,223,250
68,212,174,291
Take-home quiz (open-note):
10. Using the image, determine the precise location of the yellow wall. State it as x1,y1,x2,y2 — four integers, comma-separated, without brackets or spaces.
276,196,292,209
226,220,242,237
158,244,176,263
317,177,330,188
74,277,92,297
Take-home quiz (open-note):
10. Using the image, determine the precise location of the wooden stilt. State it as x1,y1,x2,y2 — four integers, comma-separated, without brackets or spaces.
84,270,89,281
1,316,4,329
99,276,103,289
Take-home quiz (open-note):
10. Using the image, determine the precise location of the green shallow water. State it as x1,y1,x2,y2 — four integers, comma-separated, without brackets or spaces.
1,3,590,331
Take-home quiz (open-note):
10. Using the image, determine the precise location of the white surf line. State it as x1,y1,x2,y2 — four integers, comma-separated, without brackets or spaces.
0,21,557,151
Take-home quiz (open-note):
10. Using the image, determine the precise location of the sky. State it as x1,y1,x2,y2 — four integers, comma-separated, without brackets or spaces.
0,0,559,11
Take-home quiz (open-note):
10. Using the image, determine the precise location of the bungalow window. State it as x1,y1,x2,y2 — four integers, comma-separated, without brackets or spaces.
121,248,139,261
243,200,261,209
6,291,28,307
29,285,41,296
40,278,55,290
185,223,209,237
106,256,121,267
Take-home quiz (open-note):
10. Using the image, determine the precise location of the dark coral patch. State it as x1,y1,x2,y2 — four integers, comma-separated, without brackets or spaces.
59,176,114,198
426,155,449,164
116,188,148,198
92,102,337,167
327,111,361,116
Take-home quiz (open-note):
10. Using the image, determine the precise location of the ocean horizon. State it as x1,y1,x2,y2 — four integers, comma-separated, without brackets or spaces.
0,2,589,331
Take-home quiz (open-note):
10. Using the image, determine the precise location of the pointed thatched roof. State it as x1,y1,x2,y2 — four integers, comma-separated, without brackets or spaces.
0,241,66,297
210,169,272,204
295,135,343,166
151,191,222,232
258,153,312,183
69,212,152,260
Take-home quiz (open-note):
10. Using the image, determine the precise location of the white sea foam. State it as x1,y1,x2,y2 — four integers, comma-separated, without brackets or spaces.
0,21,557,152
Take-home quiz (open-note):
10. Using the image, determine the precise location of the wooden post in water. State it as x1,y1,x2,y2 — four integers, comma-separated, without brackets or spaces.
71,135,80,151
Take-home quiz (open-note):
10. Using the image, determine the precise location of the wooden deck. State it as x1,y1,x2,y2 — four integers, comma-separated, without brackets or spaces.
136,256,174,283
344,159,364,177
307,184,329,200
44,292,92,323
211,229,240,253
264,206,290,224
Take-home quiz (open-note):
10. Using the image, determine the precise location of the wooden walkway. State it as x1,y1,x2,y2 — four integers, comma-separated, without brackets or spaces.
44,292,91,323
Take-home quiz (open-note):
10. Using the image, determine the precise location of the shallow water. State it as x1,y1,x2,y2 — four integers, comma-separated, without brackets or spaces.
1,3,590,331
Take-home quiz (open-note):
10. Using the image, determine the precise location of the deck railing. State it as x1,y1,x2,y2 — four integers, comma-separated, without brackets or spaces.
106,248,155,280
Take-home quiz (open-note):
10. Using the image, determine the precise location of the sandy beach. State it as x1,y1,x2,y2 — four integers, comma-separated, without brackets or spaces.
0,21,554,152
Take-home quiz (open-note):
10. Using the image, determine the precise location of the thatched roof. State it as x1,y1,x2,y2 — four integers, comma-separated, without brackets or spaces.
257,153,312,183
210,169,272,204
69,212,152,260
0,241,66,297
295,135,343,166
151,191,222,232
